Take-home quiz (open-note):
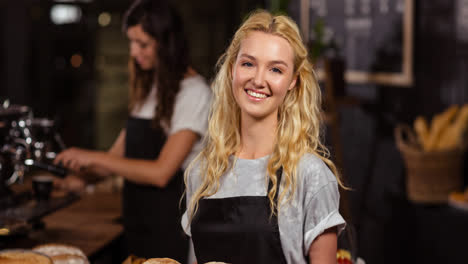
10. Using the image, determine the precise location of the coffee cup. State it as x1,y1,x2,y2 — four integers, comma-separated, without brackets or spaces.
32,175,54,202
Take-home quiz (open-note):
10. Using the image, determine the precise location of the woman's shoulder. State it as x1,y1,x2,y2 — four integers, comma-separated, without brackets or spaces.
181,74,209,90
296,152,337,187
297,152,327,171
178,74,211,99
185,158,204,188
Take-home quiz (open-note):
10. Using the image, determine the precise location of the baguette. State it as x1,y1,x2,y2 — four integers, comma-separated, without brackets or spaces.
436,104,468,150
413,116,430,150
425,105,459,151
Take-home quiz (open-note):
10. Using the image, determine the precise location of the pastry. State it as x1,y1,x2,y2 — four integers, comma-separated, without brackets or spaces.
142,258,181,264
122,255,146,264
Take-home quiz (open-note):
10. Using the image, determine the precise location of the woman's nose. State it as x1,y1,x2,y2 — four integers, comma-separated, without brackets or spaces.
253,68,266,88
130,43,139,58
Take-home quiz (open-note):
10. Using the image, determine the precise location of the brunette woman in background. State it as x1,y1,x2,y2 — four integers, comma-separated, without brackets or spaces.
55,0,211,261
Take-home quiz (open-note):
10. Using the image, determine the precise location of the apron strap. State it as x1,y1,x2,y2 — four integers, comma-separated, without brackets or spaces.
267,166,283,214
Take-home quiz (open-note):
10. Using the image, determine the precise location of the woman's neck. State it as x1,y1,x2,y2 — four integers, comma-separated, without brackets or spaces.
237,113,277,160
184,66,197,78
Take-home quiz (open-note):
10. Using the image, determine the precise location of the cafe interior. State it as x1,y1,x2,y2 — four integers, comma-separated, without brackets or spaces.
1,0,468,263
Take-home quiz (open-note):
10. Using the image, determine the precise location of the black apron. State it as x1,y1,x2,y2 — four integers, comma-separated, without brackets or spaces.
191,167,288,264
123,116,188,262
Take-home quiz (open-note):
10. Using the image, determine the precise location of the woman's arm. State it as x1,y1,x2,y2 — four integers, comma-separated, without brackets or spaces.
87,129,127,178
54,129,127,191
57,129,126,179
108,129,126,156
308,227,338,264
55,129,199,187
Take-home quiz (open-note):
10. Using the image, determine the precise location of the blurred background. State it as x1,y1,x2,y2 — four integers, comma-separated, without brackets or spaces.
1,0,468,263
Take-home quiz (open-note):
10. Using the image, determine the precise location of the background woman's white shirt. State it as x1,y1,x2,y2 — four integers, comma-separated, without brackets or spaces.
130,74,212,170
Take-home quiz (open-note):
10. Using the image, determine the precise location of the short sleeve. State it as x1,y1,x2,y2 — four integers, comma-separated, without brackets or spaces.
170,76,212,136
302,168,346,255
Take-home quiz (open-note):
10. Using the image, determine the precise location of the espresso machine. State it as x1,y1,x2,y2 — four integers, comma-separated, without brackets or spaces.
0,100,77,237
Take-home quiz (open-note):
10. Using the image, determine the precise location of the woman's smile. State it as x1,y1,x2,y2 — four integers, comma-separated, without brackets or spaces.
245,88,270,100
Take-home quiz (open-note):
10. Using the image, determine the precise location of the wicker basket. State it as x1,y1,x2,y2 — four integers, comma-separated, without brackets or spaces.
395,124,465,203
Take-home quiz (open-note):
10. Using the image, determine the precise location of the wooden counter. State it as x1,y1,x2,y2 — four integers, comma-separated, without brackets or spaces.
2,190,123,260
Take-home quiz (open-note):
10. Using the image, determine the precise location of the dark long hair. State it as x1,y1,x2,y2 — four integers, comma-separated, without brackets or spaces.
123,0,189,128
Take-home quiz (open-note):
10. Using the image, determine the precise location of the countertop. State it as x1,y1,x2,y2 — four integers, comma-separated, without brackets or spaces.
1,190,123,258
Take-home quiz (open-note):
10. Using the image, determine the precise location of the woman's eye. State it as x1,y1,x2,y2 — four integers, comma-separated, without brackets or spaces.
241,62,253,67
271,67,283,74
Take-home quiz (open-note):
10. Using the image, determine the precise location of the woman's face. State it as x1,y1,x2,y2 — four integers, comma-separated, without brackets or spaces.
126,24,157,70
232,31,296,122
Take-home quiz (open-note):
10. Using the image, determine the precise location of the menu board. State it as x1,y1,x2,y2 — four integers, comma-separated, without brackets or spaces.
299,0,414,86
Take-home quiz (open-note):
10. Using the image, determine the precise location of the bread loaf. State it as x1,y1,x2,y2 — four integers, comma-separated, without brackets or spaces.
33,244,86,259
49,254,88,264
0,250,52,264
32,244,89,264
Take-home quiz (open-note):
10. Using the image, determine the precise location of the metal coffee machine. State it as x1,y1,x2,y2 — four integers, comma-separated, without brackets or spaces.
0,100,76,237
0,100,67,196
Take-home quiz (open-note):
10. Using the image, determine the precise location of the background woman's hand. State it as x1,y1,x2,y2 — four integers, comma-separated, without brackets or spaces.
54,147,96,172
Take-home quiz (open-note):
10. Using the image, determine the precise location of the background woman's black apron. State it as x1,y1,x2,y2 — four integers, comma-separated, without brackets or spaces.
191,168,288,264
123,116,188,262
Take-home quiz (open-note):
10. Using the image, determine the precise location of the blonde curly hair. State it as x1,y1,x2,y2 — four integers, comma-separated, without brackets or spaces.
185,10,344,222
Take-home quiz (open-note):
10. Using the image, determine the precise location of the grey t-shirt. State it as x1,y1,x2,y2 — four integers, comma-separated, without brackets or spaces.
182,153,345,264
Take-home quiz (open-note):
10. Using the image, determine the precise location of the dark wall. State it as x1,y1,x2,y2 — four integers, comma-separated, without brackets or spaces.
339,1,468,264
0,0,30,105
0,0,98,148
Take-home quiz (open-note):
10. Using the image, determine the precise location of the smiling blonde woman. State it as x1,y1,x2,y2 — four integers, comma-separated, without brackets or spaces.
182,10,346,264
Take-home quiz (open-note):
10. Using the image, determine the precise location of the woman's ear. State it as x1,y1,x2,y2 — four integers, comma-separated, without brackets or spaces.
288,75,298,91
